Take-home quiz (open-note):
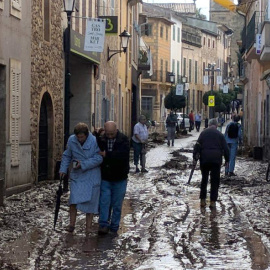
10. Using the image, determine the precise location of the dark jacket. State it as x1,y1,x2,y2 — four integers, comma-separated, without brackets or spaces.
166,113,177,128
98,131,130,181
193,127,229,165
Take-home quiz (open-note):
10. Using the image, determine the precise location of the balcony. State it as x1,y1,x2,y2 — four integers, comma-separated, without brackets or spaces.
260,7,270,62
141,70,172,83
182,30,202,48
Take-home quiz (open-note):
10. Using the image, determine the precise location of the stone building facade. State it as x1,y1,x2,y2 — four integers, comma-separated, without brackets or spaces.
31,0,64,182
0,0,32,200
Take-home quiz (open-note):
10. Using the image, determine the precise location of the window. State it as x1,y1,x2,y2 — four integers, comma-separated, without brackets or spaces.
160,26,163,38
203,37,206,46
101,80,106,126
10,59,21,167
111,0,114,15
103,0,106,15
160,59,163,81
208,38,210,47
203,62,206,76
172,59,175,73
213,40,215,48
195,61,198,84
173,25,176,41
0,0,4,10
189,59,192,82
177,27,180,43
11,0,22,19
166,27,168,40
96,91,100,127
44,0,50,42
145,24,152,36
183,58,186,76
165,61,168,74
111,94,114,121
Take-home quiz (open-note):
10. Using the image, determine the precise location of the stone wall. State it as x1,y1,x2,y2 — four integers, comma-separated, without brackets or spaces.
31,0,64,182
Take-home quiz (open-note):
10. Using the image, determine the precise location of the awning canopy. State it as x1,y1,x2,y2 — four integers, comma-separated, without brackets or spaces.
213,0,236,12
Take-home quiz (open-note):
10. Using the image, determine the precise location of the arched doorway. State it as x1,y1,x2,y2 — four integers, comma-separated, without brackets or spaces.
38,92,53,181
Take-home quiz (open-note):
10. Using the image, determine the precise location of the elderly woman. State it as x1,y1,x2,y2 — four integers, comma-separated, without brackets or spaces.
59,123,103,234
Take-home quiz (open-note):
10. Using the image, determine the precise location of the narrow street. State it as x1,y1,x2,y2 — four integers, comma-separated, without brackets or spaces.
1,130,270,270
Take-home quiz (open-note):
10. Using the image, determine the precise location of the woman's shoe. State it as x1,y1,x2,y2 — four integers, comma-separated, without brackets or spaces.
65,225,75,233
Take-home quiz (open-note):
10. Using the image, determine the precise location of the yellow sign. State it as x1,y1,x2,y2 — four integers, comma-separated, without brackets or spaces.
208,96,215,107
213,0,236,12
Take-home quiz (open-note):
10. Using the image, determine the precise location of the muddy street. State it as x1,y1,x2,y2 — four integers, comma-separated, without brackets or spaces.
1,134,270,269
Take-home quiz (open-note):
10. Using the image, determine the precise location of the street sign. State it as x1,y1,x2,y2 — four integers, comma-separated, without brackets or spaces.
176,84,184,95
203,75,209,85
223,85,229,93
256,34,262,54
217,75,222,85
208,95,215,107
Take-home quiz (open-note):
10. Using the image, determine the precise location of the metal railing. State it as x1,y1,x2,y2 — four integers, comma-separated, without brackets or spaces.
141,70,172,83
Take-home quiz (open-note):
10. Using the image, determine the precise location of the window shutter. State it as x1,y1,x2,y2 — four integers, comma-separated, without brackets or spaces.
12,0,21,11
10,61,21,166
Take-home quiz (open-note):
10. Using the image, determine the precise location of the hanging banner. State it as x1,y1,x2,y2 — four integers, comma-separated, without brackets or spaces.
176,84,184,95
99,16,118,35
84,18,106,52
213,0,236,12
223,85,229,93
203,75,209,85
217,75,222,85
185,83,189,90
208,95,215,107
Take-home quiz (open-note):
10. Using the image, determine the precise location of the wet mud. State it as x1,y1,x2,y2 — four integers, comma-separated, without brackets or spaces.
1,137,270,269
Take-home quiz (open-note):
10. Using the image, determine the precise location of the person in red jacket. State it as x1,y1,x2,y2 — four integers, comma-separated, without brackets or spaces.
189,110,195,132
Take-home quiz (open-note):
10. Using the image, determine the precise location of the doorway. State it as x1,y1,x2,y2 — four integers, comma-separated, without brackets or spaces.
38,92,53,181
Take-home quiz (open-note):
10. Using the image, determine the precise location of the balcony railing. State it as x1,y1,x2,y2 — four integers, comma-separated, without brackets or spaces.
141,70,173,83
182,30,202,47
246,12,260,52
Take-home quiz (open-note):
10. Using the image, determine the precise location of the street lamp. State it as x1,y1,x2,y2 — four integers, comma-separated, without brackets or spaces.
63,0,76,148
181,75,187,130
168,72,175,111
204,63,221,119
62,0,76,191
107,30,132,61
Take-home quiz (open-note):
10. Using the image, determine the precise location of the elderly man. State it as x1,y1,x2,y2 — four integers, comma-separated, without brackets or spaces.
132,115,149,173
193,118,229,208
97,121,130,235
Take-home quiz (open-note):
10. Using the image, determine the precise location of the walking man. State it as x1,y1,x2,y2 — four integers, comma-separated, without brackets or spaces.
166,111,177,146
224,115,242,176
132,115,149,173
98,121,130,235
194,111,202,132
193,118,229,208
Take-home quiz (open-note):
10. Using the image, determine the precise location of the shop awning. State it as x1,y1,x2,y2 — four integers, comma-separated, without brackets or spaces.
213,0,237,12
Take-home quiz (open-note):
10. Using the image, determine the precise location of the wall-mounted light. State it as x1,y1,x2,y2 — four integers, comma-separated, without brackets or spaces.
107,30,131,61
182,75,187,83
63,0,76,16
168,72,175,84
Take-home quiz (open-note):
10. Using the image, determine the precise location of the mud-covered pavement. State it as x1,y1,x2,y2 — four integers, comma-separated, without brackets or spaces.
1,132,270,270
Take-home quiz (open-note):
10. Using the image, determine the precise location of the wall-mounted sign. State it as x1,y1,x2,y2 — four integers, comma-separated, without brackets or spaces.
99,16,118,35
70,29,101,64
223,85,229,93
84,19,106,52
203,75,209,85
176,84,184,95
217,75,222,85
256,34,262,55
208,95,215,107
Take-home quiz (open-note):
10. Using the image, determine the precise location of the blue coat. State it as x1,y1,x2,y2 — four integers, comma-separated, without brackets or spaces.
59,133,103,214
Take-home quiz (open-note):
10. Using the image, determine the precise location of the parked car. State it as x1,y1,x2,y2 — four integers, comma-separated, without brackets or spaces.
176,112,190,129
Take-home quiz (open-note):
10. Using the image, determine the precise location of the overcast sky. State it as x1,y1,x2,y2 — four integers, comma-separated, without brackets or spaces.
143,0,209,19
143,0,238,20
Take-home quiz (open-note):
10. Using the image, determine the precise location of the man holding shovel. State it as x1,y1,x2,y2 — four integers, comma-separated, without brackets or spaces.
193,118,229,208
